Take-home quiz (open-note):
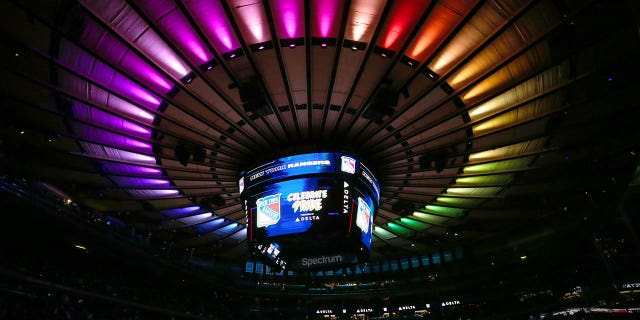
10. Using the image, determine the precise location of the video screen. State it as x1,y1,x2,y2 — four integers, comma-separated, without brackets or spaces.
247,177,345,238
241,152,379,269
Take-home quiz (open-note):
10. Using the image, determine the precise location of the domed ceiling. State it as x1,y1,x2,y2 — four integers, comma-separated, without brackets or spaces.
1,0,639,261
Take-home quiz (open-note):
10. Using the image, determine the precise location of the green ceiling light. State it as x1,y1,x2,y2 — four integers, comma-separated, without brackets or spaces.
411,211,448,224
463,157,533,174
399,217,431,230
455,174,514,186
386,222,414,237
435,196,484,207
423,204,466,218
373,226,397,240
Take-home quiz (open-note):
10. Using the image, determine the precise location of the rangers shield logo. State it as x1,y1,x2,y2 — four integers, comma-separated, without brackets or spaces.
356,197,371,234
341,156,356,174
256,193,282,228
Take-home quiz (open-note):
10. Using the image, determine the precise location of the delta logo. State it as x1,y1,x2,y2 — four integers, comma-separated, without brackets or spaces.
340,156,356,174
256,193,282,228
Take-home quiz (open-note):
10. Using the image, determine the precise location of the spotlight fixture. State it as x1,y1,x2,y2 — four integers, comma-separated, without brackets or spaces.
343,39,367,51
280,37,304,48
250,41,273,52
423,68,439,80
199,59,218,71
180,72,196,84
167,86,180,98
373,45,395,58
312,37,336,47
400,55,419,68
222,48,244,60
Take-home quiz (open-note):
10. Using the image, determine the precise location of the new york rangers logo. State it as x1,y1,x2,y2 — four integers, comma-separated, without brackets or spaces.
238,177,245,194
256,193,282,228
356,197,371,234
341,156,356,174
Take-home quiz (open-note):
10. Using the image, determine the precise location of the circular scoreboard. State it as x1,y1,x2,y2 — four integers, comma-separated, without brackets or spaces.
239,152,379,271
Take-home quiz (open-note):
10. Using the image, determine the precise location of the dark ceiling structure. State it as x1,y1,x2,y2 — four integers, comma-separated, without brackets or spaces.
1,0,639,264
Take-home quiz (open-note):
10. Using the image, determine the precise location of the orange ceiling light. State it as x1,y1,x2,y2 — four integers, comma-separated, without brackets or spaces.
378,0,431,52
406,0,479,62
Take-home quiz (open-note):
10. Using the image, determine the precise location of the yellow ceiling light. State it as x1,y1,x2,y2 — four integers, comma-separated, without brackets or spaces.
446,187,501,195
463,157,534,173
455,174,514,186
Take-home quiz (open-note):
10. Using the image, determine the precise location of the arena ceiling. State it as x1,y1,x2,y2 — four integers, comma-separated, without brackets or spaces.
1,0,639,262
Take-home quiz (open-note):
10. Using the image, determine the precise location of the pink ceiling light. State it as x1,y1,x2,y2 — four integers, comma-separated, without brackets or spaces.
229,0,270,44
134,0,212,64
184,0,240,52
313,0,341,38
272,0,304,39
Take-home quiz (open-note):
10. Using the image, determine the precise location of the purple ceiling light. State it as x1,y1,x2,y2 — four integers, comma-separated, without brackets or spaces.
58,41,163,110
161,205,202,218
99,163,162,176
178,212,213,225
79,142,157,164
72,104,152,137
111,177,172,187
78,19,174,94
106,95,156,123
127,189,180,198
71,125,153,152
79,0,191,78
